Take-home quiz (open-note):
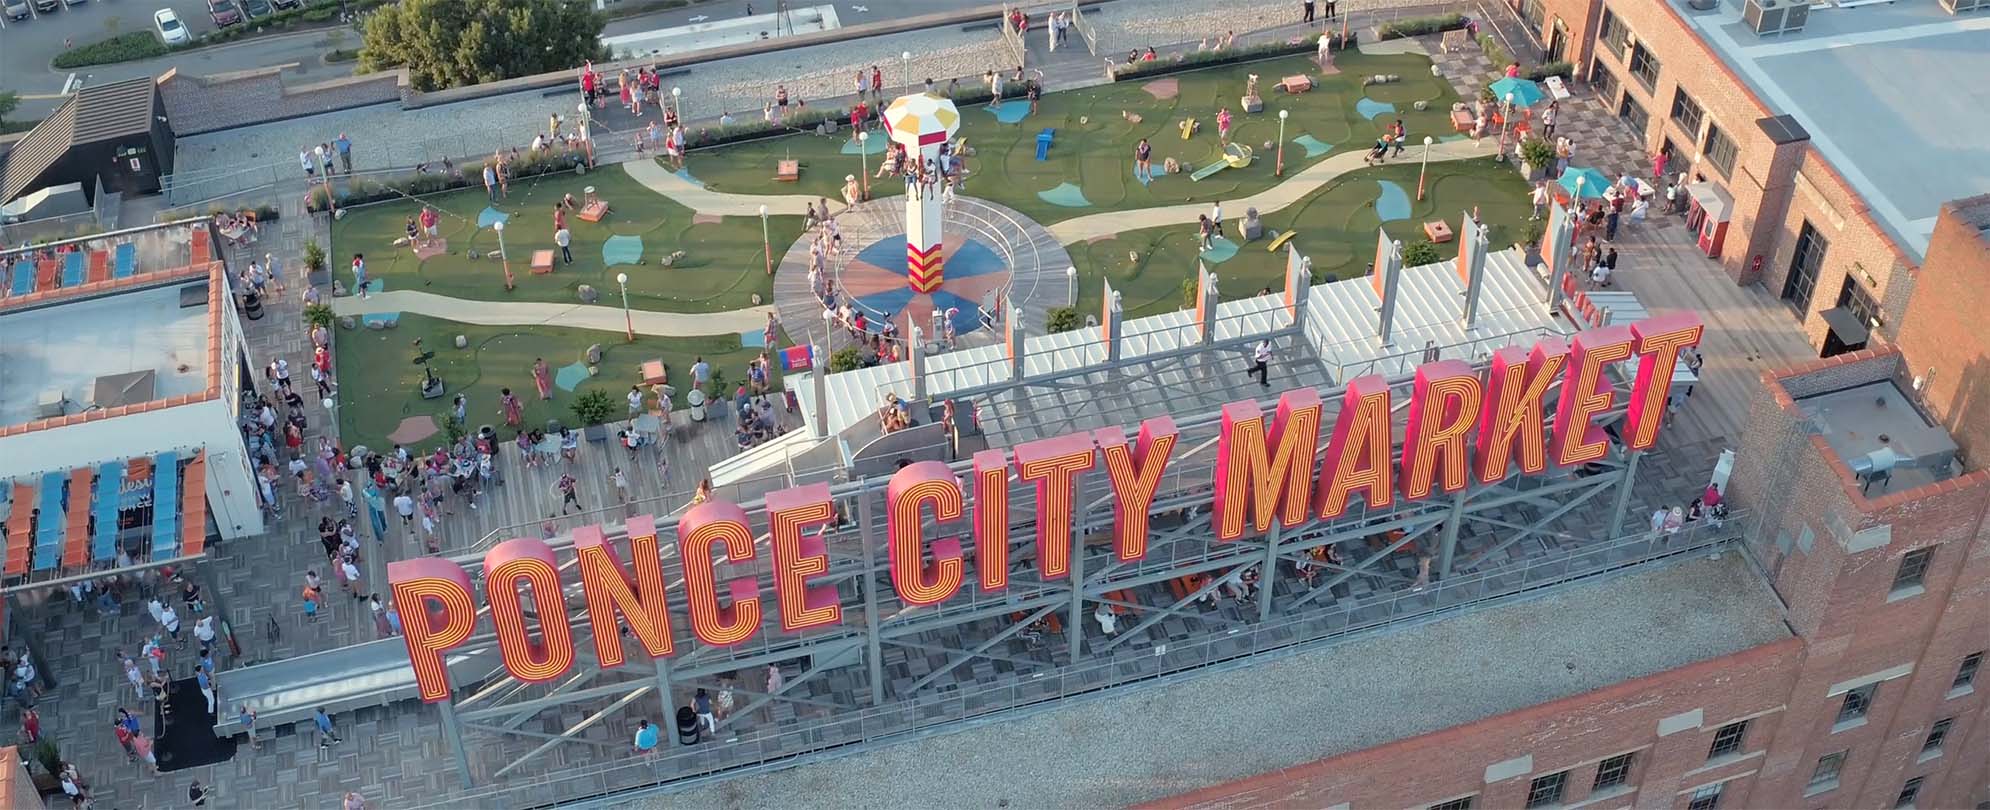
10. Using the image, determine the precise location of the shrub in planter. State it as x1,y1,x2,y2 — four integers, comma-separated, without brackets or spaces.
1376,13,1466,40
570,389,617,427
302,239,328,284
1113,37,1351,81
1526,61,1574,82
1522,218,1546,248
1518,137,1555,173
303,303,336,331
829,347,863,373
1045,306,1081,333
1401,239,1441,267
1180,277,1199,311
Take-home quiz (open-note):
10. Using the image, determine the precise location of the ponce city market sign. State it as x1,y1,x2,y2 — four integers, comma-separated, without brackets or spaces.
389,314,1703,701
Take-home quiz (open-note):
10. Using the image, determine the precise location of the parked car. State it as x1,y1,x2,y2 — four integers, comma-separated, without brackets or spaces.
155,8,191,44
62,0,86,6
271,0,300,7
241,0,271,18
207,0,240,25
31,0,58,14
3,0,31,22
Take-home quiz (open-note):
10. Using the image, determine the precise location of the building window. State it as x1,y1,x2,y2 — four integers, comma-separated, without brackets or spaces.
1782,221,1828,312
1599,7,1629,58
1955,652,1984,691
1591,59,1621,107
1619,93,1650,135
1687,783,1724,810
1808,752,1845,792
1628,43,1662,90
1526,771,1569,808
1836,275,1882,328
1707,720,1749,760
1593,752,1636,792
1521,0,1548,31
1670,89,1706,140
1893,547,1934,593
1837,683,1878,725
1703,122,1738,176
1428,797,1476,810
1895,777,1923,808
1923,718,1954,754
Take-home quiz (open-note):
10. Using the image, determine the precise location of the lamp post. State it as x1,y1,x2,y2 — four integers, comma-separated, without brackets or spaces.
671,86,683,123
901,51,912,95
1499,92,1514,162
1065,265,1078,306
1276,109,1289,177
858,130,871,200
759,204,773,277
492,219,513,290
822,308,836,346
1416,135,1434,201
616,272,634,343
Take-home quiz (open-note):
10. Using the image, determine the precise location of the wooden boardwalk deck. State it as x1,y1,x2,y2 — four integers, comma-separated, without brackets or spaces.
422,403,803,554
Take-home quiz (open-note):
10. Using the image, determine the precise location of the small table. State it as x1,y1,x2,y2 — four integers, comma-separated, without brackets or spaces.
1423,220,1454,243
776,160,800,181
530,250,555,275
640,360,668,385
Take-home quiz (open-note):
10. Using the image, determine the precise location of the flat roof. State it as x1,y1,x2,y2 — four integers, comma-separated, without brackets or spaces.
0,280,212,431
1675,0,1990,259
638,552,1791,809
1796,378,1957,492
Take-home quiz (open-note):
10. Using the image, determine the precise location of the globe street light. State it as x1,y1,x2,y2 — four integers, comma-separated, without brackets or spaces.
1065,265,1078,307
492,219,513,290
1416,135,1435,201
672,86,683,123
616,272,634,343
901,51,912,95
858,130,871,200
759,204,773,277
1499,92,1515,162
1276,109,1290,177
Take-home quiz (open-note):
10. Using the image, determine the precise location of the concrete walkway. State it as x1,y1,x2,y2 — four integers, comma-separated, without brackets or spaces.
623,159,822,216
331,289,775,335
1045,138,1499,244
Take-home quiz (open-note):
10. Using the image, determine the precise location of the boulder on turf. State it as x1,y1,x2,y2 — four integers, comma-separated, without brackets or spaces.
365,319,386,330
1241,208,1264,241
339,316,357,330
585,344,603,364
455,335,468,349
578,284,600,304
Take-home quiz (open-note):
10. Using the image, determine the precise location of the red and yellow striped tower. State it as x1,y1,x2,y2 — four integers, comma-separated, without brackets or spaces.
881,92,961,294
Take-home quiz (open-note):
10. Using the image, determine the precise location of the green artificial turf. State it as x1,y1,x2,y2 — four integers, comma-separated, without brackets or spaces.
688,51,1461,225
329,168,803,313
334,313,770,451
1067,158,1532,319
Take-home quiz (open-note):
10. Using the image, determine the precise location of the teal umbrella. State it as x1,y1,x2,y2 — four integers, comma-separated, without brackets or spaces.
1558,167,1613,200
1489,76,1546,108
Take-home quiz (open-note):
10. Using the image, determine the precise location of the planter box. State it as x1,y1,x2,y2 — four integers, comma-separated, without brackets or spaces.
583,424,610,443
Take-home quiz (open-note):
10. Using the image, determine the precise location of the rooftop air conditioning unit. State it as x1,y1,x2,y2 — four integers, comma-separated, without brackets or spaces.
1688,0,1718,9
1744,0,1809,35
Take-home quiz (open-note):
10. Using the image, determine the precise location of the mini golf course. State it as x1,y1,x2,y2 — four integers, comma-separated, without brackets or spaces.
687,51,1462,226
334,313,768,450
1064,158,1531,318
330,169,802,314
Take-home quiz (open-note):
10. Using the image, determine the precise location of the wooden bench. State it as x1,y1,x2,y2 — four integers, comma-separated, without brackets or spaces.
775,159,800,182
1424,220,1454,243
530,249,556,275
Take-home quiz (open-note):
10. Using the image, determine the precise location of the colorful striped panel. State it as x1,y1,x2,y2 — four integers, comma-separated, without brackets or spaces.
87,250,110,283
3,483,34,576
190,228,212,265
179,453,207,556
93,461,124,563
62,252,85,287
113,243,137,278
11,261,34,296
61,467,90,569
150,453,179,559
34,472,64,571
35,259,59,292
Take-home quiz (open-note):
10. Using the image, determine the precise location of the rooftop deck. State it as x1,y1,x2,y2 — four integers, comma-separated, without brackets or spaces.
0,280,212,430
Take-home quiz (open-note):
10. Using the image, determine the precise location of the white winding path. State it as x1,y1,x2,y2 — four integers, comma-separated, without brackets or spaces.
332,289,774,335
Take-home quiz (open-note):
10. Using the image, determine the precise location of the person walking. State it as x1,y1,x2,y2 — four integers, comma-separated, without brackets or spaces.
1249,339,1272,387
351,253,369,299
555,225,573,264
1540,101,1558,141
1197,215,1214,251
1391,119,1408,157
1605,200,1622,241
1134,137,1153,185
314,707,344,746
238,704,260,750
694,688,717,733
300,148,316,181
556,473,581,515
1530,181,1550,220
610,468,631,504
195,664,215,715
161,603,183,647
334,133,353,174
1302,0,1315,23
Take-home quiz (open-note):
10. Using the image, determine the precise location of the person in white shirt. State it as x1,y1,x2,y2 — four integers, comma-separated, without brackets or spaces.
627,385,645,417
1093,603,1118,635
1249,340,1272,388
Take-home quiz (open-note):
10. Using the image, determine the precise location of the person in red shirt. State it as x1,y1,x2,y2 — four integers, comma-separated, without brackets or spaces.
870,65,883,97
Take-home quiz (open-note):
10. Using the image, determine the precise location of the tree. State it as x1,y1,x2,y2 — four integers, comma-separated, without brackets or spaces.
1401,239,1441,267
358,0,604,92
0,90,19,127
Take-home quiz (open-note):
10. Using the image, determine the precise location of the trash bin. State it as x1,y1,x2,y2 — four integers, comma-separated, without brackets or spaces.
687,388,707,422
242,291,264,320
675,706,700,745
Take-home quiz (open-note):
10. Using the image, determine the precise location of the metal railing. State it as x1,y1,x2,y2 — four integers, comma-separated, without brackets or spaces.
1069,0,1101,56
401,514,1744,809
1318,324,1563,381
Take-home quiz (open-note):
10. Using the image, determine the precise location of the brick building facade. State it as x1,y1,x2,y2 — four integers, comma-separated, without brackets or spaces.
1145,202,1990,810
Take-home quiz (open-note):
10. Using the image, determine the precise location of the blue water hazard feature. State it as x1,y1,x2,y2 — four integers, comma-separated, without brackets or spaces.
739,329,767,348
554,362,590,392
361,312,401,328
602,235,643,266
1037,182,1092,208
477,207,510,229
1355,97,1397,121
674,168,703,187
987,99,1033,124
1292,134,1334,158
1375,180,1412,222
840,136,887,155
1201,237,1240,264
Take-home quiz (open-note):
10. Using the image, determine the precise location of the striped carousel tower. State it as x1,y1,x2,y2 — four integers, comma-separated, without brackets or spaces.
880,92,961,294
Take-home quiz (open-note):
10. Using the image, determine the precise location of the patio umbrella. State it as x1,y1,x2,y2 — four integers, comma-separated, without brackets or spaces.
1489,76,1546,108
1558,167,1613,200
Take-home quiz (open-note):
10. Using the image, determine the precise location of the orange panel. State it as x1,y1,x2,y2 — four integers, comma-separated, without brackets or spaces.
4,483,35,576
125,457,151,483
62,468,90,569
35,260,59,291
190,228,211,265
180,453,208,555
87,250,110,283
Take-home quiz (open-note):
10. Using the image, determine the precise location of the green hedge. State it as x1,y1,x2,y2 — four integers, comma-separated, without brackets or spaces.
1526,61,1574,82
308,149,585,212
1376,13,1467,40
52,32,168,69
682,87,998,151
1113,36,1354,82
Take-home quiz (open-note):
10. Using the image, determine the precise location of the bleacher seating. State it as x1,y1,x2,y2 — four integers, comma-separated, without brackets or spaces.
33,473,63,571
